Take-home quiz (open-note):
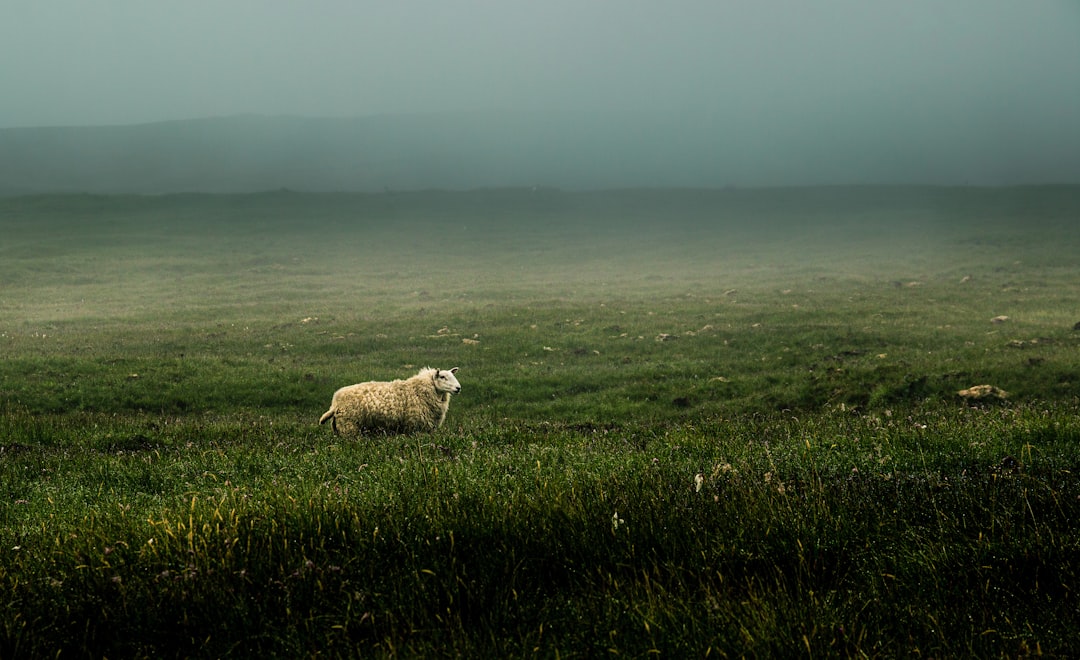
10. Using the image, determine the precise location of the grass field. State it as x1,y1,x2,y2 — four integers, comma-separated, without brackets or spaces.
1,186,1079,657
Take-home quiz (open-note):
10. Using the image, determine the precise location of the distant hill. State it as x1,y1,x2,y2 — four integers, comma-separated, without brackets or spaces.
0,113,720,195
2,112,1078,195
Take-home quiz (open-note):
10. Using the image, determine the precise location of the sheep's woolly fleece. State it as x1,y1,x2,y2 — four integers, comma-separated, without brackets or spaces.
319,367,461,435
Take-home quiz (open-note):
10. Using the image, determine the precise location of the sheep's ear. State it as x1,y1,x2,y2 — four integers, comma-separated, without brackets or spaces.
434,369,440,377
450,367,459,374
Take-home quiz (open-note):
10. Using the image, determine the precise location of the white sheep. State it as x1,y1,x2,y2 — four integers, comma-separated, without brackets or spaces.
318,367,461,436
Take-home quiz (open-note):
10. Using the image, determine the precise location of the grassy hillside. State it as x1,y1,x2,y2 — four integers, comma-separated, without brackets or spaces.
1,187,1079,656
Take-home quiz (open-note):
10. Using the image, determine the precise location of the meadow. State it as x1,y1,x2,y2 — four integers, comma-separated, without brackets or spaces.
1,186,1079,657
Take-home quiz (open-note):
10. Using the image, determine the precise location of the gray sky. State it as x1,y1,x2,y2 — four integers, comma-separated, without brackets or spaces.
3,1,1080,186
4,1,1079,128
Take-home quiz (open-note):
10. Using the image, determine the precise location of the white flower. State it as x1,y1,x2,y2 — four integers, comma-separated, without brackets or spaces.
611,511,625,532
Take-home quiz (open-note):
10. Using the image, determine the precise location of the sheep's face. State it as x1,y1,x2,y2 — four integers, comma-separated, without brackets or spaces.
434,367,461,395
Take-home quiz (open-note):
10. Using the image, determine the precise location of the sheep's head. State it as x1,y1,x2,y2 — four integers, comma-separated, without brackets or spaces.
433,367,461,395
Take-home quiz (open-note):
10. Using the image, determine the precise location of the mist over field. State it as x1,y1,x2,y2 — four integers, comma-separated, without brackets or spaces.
4,183,1080,656
2,2,1079,192
5,5,1080,656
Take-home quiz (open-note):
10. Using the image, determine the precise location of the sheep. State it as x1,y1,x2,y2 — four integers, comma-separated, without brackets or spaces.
318,367,461,436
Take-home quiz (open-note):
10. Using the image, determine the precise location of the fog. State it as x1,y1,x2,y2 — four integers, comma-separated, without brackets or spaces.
3,1,1080,187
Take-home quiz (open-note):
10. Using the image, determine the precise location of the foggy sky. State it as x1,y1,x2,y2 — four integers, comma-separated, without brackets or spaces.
3,1,1080,185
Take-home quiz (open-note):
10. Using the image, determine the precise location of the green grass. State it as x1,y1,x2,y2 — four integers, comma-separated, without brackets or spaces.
1,187,1079,657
